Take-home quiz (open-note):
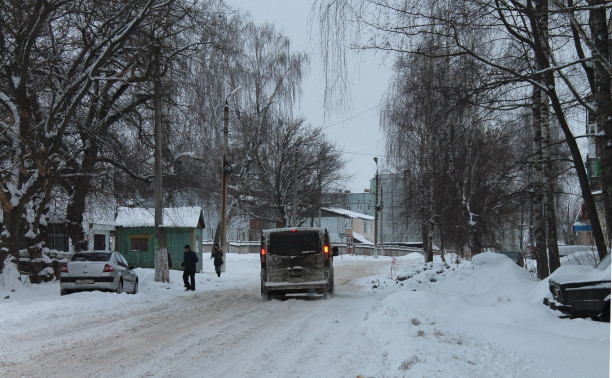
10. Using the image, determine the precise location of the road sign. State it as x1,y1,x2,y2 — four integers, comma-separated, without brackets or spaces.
345,228,353,238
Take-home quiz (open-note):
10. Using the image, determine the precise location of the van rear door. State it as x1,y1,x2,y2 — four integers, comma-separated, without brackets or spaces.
266,230,326,284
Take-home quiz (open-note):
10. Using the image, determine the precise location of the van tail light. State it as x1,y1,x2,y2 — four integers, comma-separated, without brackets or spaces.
61,265,68,273
103,264,116,273
324,245,330,266
260,247,266,268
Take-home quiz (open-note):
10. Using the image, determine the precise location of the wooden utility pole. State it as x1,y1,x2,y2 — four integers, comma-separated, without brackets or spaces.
154,42,169,283
374,157,379,258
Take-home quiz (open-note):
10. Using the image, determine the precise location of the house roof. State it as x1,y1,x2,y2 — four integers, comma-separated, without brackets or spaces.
115,206,205,229
352,231,374,245
321,207,375,221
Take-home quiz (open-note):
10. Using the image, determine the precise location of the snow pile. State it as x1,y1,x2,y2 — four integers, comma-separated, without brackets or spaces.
0,252,609,377
354,252,610,377
1,259,24,293
560,250,600,267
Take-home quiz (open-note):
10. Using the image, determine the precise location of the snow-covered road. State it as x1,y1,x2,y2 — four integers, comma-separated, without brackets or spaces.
0,253,609,377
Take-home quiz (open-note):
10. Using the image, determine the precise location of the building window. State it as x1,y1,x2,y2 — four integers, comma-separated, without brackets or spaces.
129,235,150,252
94,234,106,250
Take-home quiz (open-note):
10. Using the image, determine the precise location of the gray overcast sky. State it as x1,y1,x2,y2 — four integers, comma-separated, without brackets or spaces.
226,0,393,193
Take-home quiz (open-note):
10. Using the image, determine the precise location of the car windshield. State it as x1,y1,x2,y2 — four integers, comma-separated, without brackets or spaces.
596,253,611,270
269,231,321,256
71,252,112,262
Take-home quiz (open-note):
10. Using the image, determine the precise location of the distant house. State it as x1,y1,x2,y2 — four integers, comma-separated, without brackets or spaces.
115,207,205,271
82,207,116,252
321,207,375,244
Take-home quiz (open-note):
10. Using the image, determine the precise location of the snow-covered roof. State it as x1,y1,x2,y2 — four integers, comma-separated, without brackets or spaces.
322,207,375,221
115,206,204,229
352,231,373,245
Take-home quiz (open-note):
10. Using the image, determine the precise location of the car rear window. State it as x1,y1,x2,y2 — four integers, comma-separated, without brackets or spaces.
269,231,322,256
71,252,112,262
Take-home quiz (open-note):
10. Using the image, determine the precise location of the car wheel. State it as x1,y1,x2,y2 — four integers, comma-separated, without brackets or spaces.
60,288,70,296
116,279,123,294
601,301,610,322
132,279,139,294
261,278,269,299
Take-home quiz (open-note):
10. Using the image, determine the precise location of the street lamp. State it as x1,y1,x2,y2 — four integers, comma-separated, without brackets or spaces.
373,157,379,258
220,85,242,272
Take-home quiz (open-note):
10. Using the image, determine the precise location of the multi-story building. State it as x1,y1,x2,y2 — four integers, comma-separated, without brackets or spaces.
326,190,372,216
369,172,421,244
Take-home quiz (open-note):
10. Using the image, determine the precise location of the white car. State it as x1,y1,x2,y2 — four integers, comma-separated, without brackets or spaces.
60,251,138,295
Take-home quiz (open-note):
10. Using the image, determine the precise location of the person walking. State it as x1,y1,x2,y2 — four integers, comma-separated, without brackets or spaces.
181,244,199,291
211,243,223,277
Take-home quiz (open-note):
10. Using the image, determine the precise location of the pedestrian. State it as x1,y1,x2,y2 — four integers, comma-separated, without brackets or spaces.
167,250,173,270
181,244,199,291
211,243,223,277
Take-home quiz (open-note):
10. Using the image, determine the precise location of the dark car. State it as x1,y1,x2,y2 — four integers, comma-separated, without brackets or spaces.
498,251,524,267
260,227,338,299
543,253,611,321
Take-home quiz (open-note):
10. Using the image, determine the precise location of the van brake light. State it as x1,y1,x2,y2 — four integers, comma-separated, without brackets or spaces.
260,247,266,267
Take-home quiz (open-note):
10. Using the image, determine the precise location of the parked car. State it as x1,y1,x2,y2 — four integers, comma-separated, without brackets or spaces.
543,253,611,322
260,227,338,299
498,251,524,267
60,251,138,295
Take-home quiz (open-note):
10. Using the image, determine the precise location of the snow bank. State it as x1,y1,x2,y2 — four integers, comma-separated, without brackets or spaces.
355,252,610,378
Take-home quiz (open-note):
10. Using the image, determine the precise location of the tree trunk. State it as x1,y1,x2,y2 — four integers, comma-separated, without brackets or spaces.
427,149,435,262
533,86,549,280
0,209,22,272
535,0,560,274
590,1,612,251
439,223,446,263
25,185,52,259
529,0,608,260
65,144,99,253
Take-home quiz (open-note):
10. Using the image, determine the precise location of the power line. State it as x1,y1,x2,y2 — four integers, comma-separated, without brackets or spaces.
342,150,381,157
321,103,385,130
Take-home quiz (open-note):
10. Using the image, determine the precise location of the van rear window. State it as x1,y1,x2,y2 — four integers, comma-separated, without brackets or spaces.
269,231,321,256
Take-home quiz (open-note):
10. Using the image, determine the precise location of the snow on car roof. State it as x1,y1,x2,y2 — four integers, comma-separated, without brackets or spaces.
115,206,204,228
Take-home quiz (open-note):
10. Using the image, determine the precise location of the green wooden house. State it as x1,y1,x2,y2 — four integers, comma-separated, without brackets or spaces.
115,206,205,271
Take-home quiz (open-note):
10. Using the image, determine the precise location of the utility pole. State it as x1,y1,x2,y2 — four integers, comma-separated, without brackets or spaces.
293,145,298,226
317,168,322,227
380,185,384,257
154,42,168,283
221,100,229,272
373,157,379,258
220,86,242,272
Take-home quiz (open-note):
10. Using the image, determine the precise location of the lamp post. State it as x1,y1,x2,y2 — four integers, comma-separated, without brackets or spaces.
373,157,379,258
221,85,242,272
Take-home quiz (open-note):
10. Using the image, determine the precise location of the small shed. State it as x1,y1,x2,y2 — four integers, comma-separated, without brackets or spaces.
115,206,205,271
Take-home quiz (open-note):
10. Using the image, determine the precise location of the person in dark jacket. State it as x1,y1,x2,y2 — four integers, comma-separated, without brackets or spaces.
181,244,199,291
211,243,223,277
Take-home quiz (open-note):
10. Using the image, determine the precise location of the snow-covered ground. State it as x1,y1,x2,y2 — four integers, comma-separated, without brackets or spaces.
0,252,609,377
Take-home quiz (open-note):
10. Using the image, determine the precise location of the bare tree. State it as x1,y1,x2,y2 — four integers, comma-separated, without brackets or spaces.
0,0,162,271
315,0,611,268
